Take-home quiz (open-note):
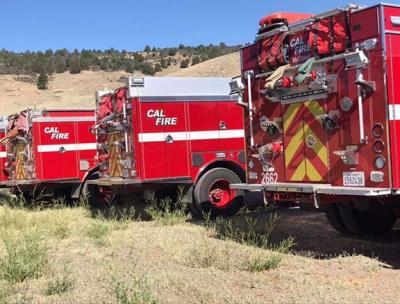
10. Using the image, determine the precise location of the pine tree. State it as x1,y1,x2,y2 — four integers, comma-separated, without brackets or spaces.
69,58,81,74
180,59,190,69
37,71,48,90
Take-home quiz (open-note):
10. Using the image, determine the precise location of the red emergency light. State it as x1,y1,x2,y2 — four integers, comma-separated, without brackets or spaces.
259,12,313,28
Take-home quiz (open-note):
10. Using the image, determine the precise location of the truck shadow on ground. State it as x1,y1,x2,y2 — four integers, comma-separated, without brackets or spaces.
227,207,400,269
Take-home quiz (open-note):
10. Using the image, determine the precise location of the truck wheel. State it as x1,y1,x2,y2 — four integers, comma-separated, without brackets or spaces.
193,168,244,217
337,201,397,236
322,203,350,235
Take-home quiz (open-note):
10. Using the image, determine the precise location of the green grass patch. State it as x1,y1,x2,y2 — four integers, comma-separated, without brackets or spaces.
247,254,282,272
0,232,45,283
85,220,111,247
113,279,159,304
145,188,190,226
45,276,74,296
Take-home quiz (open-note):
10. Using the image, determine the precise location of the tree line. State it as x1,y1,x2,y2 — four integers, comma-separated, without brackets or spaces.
0,43,240,81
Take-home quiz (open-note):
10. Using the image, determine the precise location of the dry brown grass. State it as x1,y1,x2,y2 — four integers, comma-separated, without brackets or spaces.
0,202,399,304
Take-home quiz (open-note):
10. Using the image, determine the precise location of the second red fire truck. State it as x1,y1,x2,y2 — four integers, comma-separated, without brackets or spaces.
86,77,246,216
231,3,400,235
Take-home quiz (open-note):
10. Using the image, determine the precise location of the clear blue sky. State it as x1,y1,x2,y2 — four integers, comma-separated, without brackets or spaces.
0,0,398,52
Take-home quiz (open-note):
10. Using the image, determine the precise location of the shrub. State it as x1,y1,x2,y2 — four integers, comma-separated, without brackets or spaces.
192,56,201,66
36,71,48,90
45,276,74,296
247,254,282,272
137,62,156,76
180,59,190,69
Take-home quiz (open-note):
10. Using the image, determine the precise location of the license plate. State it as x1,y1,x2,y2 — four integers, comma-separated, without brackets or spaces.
343,172,365,187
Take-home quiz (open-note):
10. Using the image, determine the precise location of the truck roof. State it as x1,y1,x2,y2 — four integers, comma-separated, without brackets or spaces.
127,77,238,102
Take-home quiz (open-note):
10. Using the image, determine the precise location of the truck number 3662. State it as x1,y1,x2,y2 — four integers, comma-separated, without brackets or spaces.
261,172,278,184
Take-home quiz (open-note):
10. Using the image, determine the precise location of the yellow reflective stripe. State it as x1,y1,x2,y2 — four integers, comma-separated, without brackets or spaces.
283,103,302,132
290,159,306,181
284,123,304,166
305,159,322,181
304,100,325,117
303,123,329,167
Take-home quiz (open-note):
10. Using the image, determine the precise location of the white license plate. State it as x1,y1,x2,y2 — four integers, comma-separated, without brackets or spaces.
343,172,365,187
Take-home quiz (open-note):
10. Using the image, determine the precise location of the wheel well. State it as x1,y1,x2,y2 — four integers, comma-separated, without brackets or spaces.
71,166,100,199
196,160,245,184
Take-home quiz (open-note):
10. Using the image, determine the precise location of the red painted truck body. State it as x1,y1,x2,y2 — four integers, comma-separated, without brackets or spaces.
0,109,96,198
231,4,400,235
88,77,246,216
0,116,8,183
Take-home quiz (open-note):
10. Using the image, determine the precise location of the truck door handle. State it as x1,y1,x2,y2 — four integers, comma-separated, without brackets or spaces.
59,146,66,153
219,121,226,130
165,135,173,143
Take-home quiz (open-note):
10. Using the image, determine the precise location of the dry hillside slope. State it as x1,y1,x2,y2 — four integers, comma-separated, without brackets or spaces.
167,52,240,77
0,52,240,115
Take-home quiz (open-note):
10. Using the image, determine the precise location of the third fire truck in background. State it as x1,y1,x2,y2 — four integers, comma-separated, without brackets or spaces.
231,3,400,235
0,109,96,200
87,77,246,216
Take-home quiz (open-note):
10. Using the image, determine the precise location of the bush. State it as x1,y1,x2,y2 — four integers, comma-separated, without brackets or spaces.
36,71,48,90
138,63,156,76
180,59,190,69
45,276,74,296
69,60,81,74
192,56,201,66
247,254,282,272
154,63,162,72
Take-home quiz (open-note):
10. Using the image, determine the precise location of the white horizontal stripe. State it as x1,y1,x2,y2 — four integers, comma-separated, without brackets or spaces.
0,152,6,158
138,129,244,143
219,129,245,139
32,116,95,123
37,143,97,153
389,104,400,121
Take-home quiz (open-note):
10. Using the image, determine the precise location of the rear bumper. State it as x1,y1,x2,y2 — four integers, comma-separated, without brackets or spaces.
230,182,396,196
0,179,80,188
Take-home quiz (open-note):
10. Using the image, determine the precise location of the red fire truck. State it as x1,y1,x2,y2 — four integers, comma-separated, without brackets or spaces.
230,3,400,235
0,108,96,200
86,77,246,216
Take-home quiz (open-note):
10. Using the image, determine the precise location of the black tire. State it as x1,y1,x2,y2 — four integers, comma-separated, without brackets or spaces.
338,201,397,236
322,203,350,235
193,168,244,217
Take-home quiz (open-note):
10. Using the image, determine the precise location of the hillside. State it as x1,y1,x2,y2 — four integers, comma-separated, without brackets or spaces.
167,52,240,77
0,52,240,115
